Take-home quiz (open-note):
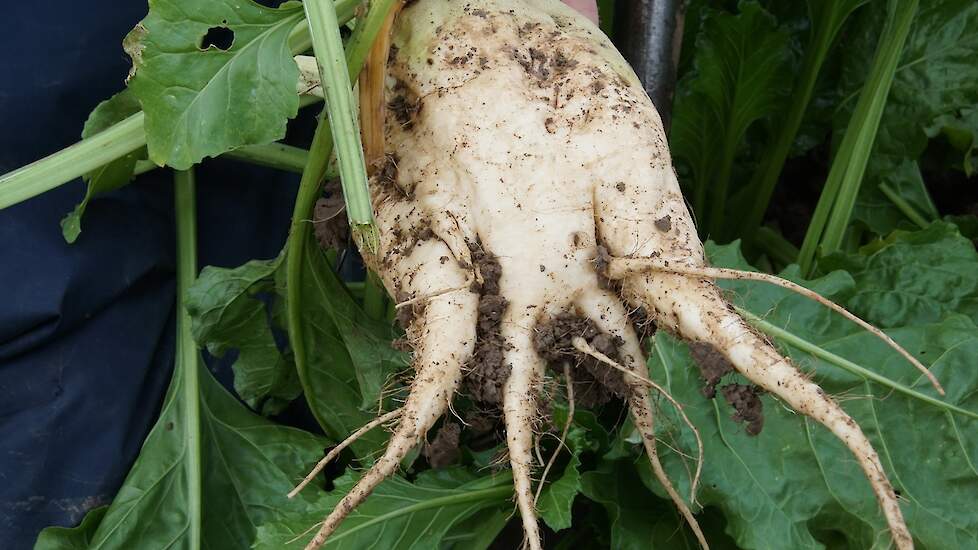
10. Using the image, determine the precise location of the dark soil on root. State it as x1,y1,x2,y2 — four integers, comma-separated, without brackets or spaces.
470,244,502,295
533,313,629,408
388,80,422,130
626,306,656,346
689,341,734,399
424,422,461,468
394,289,426,332
689,342,765,435
721,383,764,436
376,154,399,189
462,244,512,404
592,245,657,343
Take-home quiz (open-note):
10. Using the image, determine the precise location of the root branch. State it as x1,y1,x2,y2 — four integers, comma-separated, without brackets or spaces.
607,257,943,395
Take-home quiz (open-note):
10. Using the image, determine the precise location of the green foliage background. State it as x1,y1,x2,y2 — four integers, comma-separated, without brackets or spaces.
31,0,978,548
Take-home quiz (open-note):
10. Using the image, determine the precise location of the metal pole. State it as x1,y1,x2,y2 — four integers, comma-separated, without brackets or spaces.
613,0,685,129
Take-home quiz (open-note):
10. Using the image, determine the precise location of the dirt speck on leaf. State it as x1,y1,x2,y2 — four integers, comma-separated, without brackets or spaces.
721,383,764,435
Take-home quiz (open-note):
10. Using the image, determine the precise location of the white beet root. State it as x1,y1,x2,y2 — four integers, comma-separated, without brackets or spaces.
299,1,916,549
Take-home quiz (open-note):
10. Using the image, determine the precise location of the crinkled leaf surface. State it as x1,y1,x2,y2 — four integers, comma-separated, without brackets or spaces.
840,0,978,234
61,90,146,243
186,255,301,416
34,364,325,550
819,222,978,327
254,469,512,549
636,239,978,549
124,0,303,169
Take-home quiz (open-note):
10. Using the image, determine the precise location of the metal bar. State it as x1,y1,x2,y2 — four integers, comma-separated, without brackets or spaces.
613,0,685,129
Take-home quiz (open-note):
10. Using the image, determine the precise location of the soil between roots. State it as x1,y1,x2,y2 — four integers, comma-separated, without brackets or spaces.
462,243,512,404
424,422,461,468
533,313,629,408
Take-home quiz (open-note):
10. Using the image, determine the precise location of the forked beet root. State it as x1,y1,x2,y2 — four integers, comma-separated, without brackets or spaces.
296,1,924,549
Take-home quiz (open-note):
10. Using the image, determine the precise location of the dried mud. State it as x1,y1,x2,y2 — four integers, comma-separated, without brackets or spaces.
533,312,628,408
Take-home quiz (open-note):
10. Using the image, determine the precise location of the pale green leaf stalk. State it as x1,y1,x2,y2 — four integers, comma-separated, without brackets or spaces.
285,0,403,432
303,0,377,251
754,226,800,267
0,113,145,210
224,143,310,173
879,182,929,228
286,110,336,433
344,0,402,81
740,0,869,242
0,0,361,212
799,0,920,273
363,271,388,321
173,168,203,549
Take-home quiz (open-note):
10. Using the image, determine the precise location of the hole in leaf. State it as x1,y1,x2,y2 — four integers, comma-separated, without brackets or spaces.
199,26,235,51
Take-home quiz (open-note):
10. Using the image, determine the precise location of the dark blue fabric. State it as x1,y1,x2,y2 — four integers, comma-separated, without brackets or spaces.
0,3,306,547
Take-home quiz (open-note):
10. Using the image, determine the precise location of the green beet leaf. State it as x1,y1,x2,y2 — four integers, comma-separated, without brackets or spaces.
291,240,399,456
441,508,511,550
932,105,978,177
840,0,978,234
61,90,146,243
34,506,107,550
124,0,303,169
819,221,978,327
537,406,604,532
301,245,408,411
538,453,582,532
581,457,738,549
33,361,326,550
631,240,978,549
186,255,301,416
670,0,792,235
254,468,512,549
185,242,406,453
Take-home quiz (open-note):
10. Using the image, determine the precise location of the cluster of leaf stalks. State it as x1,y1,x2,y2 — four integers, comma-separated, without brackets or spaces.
4,0,978,548
671,0,976,275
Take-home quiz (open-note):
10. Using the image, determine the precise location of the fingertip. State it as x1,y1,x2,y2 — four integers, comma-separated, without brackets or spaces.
563,0,600,24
